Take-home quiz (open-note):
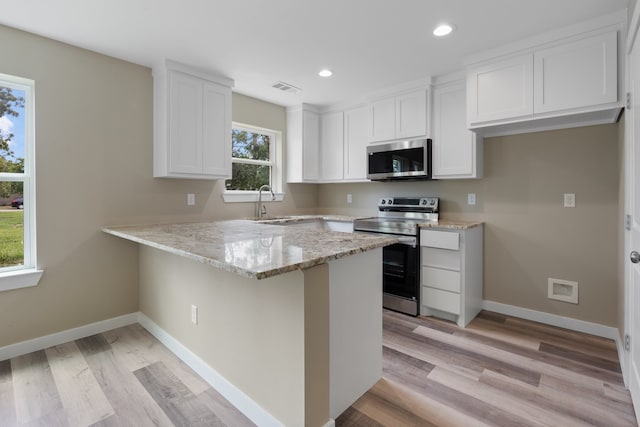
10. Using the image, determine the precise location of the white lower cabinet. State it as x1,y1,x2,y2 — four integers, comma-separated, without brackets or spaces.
420,226,483,327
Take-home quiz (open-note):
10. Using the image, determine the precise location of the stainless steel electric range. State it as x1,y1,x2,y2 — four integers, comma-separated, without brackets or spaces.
353,197,439,316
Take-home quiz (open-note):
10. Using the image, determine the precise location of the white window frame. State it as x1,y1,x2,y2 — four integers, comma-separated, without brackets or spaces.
223,122,284,203
0,73,42,291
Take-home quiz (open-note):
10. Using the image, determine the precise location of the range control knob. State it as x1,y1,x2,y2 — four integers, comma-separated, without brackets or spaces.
421,199,427,205
380,199,386,205
387,198,393,205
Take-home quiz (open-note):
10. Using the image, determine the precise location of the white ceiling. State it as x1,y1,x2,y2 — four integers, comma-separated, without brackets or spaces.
0,0,629,108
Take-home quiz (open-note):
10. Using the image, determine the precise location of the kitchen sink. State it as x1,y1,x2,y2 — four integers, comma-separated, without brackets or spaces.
245,214,355,232
268,218,353,233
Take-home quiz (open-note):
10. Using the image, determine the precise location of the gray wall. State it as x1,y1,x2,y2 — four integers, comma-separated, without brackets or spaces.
318,123,621,327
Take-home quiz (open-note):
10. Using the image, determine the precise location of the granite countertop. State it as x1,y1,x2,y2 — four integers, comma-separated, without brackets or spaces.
103,218,397,280
419,220,483,230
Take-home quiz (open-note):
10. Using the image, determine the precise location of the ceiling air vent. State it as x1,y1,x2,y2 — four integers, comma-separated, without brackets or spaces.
272,81,301,94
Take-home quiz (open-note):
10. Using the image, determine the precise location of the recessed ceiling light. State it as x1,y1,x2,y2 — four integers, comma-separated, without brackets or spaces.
433,24,454,37
318,69,333,78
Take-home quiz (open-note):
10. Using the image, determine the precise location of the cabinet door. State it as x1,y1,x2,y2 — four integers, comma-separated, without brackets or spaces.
421,229,460,250
467,54,534,126
302,110,320,181
169,71,203,174
320,111,344,181
423,267,461,293
344,106,368,180
423,287,461,315
396,89,428,139
369,96,396,142
534,31,617,114
433,83,482,179
202,81,231,177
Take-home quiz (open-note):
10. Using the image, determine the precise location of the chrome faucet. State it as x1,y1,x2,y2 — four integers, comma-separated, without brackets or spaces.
257,185,275,219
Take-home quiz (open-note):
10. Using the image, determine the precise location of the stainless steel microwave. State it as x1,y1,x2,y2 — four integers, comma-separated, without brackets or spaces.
367,139,432,181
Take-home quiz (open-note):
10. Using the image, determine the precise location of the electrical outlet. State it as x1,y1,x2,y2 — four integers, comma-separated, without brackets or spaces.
347,194,353,204
563,193,575,208
467,193,476,206
187,193,196,206
191,304,198,325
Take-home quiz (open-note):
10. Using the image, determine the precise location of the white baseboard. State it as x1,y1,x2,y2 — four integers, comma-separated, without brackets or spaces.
0,312,138,362
0,312,313,426
137,313,284,427
616,331,629,388
482,300,619,340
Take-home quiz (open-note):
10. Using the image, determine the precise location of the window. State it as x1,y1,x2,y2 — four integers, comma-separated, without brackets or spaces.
0,73,41,291
223,123,283,202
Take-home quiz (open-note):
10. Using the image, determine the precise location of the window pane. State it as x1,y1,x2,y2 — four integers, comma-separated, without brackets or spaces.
0,181,23,268
225,163,270,191
0,86,26,173
232,129,270,161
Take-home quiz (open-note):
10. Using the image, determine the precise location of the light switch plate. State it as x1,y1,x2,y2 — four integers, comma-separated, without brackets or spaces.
563,193,575,208
347,194,353,204
190,304,198,324
467,193,476,206
187,193,196,206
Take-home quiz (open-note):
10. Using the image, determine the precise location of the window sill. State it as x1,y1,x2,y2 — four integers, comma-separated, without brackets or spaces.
0,268,44,292
222,192,285,203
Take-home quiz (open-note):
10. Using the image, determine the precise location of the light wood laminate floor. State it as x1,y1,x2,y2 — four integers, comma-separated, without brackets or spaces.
0,323,254,427
0,311,635,426
337,310,636,427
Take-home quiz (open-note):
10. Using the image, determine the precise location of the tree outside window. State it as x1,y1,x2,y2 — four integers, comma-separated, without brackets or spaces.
225,125,275,191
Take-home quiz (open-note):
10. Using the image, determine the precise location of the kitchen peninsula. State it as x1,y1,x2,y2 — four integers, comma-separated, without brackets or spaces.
104,218,397,427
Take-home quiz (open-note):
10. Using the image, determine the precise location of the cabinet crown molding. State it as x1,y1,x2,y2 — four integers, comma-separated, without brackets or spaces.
153,58,234,88
464,10,625,67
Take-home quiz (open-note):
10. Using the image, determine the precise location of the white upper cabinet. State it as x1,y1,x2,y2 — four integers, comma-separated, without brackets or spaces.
432,81,483,179
343,106,369,181
466,25,621,136
369,96,396,143
369,88,428,143
533,31,617,114
287,105,320,183
467,54,534,126
202,82,231,176
320,111,344,181
154,59,233,179
396,89,428,139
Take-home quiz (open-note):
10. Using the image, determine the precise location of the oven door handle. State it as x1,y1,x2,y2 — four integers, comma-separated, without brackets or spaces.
396,236,417,248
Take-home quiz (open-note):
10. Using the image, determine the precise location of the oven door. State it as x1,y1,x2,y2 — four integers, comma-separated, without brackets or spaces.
382,236,420,316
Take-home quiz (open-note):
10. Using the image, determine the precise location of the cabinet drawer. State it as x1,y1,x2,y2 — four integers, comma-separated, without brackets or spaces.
422,267,461,293
421,247,461,270
420,230,460,250
423,287,461,315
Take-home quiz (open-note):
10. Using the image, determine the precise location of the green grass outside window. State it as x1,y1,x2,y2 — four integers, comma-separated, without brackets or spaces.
0,210,24,267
